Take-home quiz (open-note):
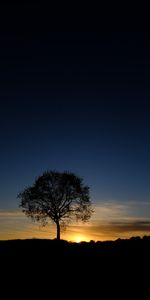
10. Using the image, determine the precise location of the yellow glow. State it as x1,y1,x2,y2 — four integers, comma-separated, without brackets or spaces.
73,234,89,243
1,205,150,241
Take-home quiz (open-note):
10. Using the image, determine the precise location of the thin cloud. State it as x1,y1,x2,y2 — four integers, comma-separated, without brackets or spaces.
0,209,23,218
92,200,150,222
92,201,128,221
0,202,150,241
109,220,150,232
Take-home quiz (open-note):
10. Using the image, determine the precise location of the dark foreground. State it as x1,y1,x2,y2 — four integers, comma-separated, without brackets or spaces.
1,236,149,296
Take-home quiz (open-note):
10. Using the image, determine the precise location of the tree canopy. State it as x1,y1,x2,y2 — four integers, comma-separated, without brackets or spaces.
18,170,93,240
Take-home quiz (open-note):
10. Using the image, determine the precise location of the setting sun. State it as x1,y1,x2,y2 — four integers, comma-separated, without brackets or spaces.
73,235,89,243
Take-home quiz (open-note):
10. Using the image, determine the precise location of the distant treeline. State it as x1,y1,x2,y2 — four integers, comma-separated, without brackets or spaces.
1,235,150,262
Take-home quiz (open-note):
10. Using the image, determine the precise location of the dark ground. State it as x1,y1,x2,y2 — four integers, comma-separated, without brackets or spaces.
1,236,149,297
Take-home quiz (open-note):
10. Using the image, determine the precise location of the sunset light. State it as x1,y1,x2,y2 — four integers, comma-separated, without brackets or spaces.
0,4,150,248
0,4,150,291
73,235,89,243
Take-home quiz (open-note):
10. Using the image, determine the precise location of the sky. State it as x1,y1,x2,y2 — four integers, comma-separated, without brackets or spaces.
0,3,150,241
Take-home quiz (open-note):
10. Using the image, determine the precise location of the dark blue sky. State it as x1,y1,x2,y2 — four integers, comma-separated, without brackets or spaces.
0,4,150,210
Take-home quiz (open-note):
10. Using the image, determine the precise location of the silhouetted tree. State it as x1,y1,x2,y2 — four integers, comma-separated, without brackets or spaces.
18,171,93,240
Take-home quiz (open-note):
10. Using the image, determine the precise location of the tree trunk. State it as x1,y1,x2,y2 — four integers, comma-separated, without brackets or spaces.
56,221,60,240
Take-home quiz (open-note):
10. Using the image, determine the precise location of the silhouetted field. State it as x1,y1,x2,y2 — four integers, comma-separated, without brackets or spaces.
1,236,149,295
1,235,150,265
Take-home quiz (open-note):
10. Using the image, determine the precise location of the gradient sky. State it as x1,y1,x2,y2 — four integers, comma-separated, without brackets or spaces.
0,4,150,241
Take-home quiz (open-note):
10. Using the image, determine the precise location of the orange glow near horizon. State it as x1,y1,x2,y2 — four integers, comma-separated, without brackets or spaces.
0,202,150,241
71,234,90,243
